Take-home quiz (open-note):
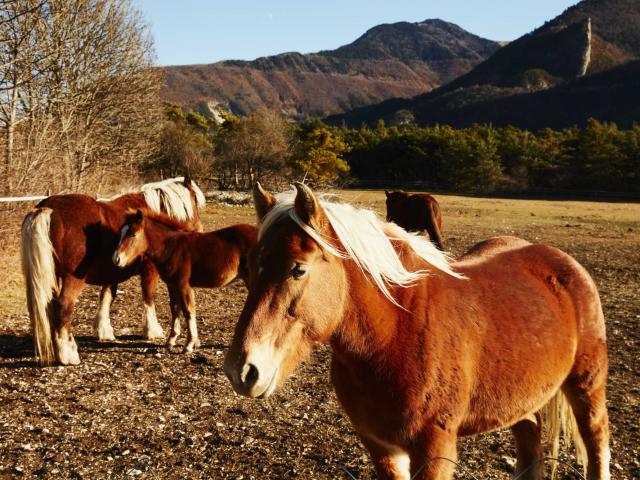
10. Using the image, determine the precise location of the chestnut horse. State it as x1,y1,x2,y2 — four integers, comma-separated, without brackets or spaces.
21,177,206,365
385,190,444,250
224,183,609,480
113,209,257,352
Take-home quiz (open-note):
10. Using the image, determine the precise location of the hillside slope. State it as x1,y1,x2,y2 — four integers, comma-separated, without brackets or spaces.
161,20,501,118
329,0,640,129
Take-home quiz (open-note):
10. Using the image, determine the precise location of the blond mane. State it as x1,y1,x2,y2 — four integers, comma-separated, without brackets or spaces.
101,177,206,221
260,189,463,306
141,177,206,221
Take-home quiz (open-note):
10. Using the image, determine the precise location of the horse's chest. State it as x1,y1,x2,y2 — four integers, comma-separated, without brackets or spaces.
330,358,444,444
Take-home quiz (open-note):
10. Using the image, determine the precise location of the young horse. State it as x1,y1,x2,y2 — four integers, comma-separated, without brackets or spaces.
385,190,444,250
93,177,206,341
21,177,206,365
113,209,257,353
224,183,610,480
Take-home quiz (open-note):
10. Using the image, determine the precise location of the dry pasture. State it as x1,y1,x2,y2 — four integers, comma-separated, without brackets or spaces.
0,191,638,479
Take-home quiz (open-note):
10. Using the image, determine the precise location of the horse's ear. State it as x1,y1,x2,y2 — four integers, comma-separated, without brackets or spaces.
183,174,193,189
293,182,329,232
384,190,390,198
135,209,143,224
253,182,275,221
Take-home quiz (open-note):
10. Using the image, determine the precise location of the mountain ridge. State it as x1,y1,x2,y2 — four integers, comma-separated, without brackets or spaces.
160,19,501,118
328,0,640,129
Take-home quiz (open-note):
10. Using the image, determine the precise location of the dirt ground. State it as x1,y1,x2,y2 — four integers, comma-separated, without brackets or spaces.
0,191,638,479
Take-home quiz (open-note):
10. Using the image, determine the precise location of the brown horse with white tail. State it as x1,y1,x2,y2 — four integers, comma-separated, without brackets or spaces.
113,209,257,352
224,183,609,480
21,177,205,365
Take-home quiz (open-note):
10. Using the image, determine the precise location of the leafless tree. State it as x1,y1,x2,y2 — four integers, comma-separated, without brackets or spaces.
0,0,162,195
215,112,294,189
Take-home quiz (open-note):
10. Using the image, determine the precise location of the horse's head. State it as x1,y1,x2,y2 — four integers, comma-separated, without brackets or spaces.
384,190,409,221
224,183,347,399
113,209,148,268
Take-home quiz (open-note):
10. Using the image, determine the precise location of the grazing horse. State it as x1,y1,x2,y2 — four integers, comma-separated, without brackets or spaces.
385,190,444,250
21,177,206,366
224,183,610,480
113,209,257,353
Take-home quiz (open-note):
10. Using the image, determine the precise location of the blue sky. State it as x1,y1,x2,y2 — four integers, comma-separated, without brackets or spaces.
134,0,580,66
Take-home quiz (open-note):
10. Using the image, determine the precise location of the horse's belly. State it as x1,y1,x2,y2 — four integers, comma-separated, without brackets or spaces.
84,261,139,285
458,334,576,436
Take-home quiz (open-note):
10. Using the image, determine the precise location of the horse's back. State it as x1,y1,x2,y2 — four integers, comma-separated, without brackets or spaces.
428,237,605,433
36,194,132,281
452,236,605,356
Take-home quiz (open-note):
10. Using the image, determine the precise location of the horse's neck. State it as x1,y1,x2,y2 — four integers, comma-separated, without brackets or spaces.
331,263,405,358
145,222,183,264
331,248,435,361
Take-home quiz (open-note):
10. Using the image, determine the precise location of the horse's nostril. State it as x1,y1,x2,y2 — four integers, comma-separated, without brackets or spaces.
241,363,259,389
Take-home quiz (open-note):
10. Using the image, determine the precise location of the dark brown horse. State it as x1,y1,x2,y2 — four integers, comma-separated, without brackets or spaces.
21,177,205,365
224,183,610,480
113,209,257,352
385,190,444,250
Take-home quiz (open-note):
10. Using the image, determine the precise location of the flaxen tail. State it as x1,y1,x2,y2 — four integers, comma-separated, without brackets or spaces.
543,390,588,478
21,208,58,365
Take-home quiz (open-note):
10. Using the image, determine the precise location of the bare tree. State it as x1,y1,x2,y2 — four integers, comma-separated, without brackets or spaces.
215,112,294,189
0,0,162,195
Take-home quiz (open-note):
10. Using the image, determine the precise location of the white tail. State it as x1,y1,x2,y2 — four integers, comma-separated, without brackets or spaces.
21,208,58,366
543,390,588,478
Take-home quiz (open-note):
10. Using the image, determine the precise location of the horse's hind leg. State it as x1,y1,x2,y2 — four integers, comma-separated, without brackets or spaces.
166,286,182,349
510,413,543,480
180,286,200,353
563,370,610,480
53,276,84,365
141,261,164,339
93,285,117,341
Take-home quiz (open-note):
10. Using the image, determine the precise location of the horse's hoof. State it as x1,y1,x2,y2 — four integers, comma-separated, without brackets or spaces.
144,329,165,341
96,334,116,342
57,351,81,366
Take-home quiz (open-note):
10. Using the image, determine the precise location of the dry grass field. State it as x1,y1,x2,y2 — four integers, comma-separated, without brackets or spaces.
0,191,638,479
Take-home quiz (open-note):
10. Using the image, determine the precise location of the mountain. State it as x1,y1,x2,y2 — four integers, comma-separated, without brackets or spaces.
161,20,501,118
329,0,640,129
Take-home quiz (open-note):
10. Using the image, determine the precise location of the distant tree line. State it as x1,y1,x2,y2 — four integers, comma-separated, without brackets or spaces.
154,109,640,195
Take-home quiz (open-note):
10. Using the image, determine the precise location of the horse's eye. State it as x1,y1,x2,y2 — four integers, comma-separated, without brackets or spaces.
290,263,306,279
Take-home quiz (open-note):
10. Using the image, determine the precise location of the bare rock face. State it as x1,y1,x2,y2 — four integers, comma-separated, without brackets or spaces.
160,20,502,118
329,0,640,130
578,18,592,77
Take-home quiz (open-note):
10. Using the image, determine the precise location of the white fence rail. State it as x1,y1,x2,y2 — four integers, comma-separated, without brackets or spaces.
0,195,48,203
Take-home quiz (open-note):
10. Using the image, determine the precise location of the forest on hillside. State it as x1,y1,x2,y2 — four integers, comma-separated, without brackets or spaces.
156,106,640,196
2,0,638,198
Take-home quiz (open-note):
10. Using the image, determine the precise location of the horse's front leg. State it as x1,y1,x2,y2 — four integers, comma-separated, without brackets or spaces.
93,285,117,341
53,276,84,365
166,286,182,349
141,260,164,339
409,425,458,480
360,434,410,480
180,285,200,353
